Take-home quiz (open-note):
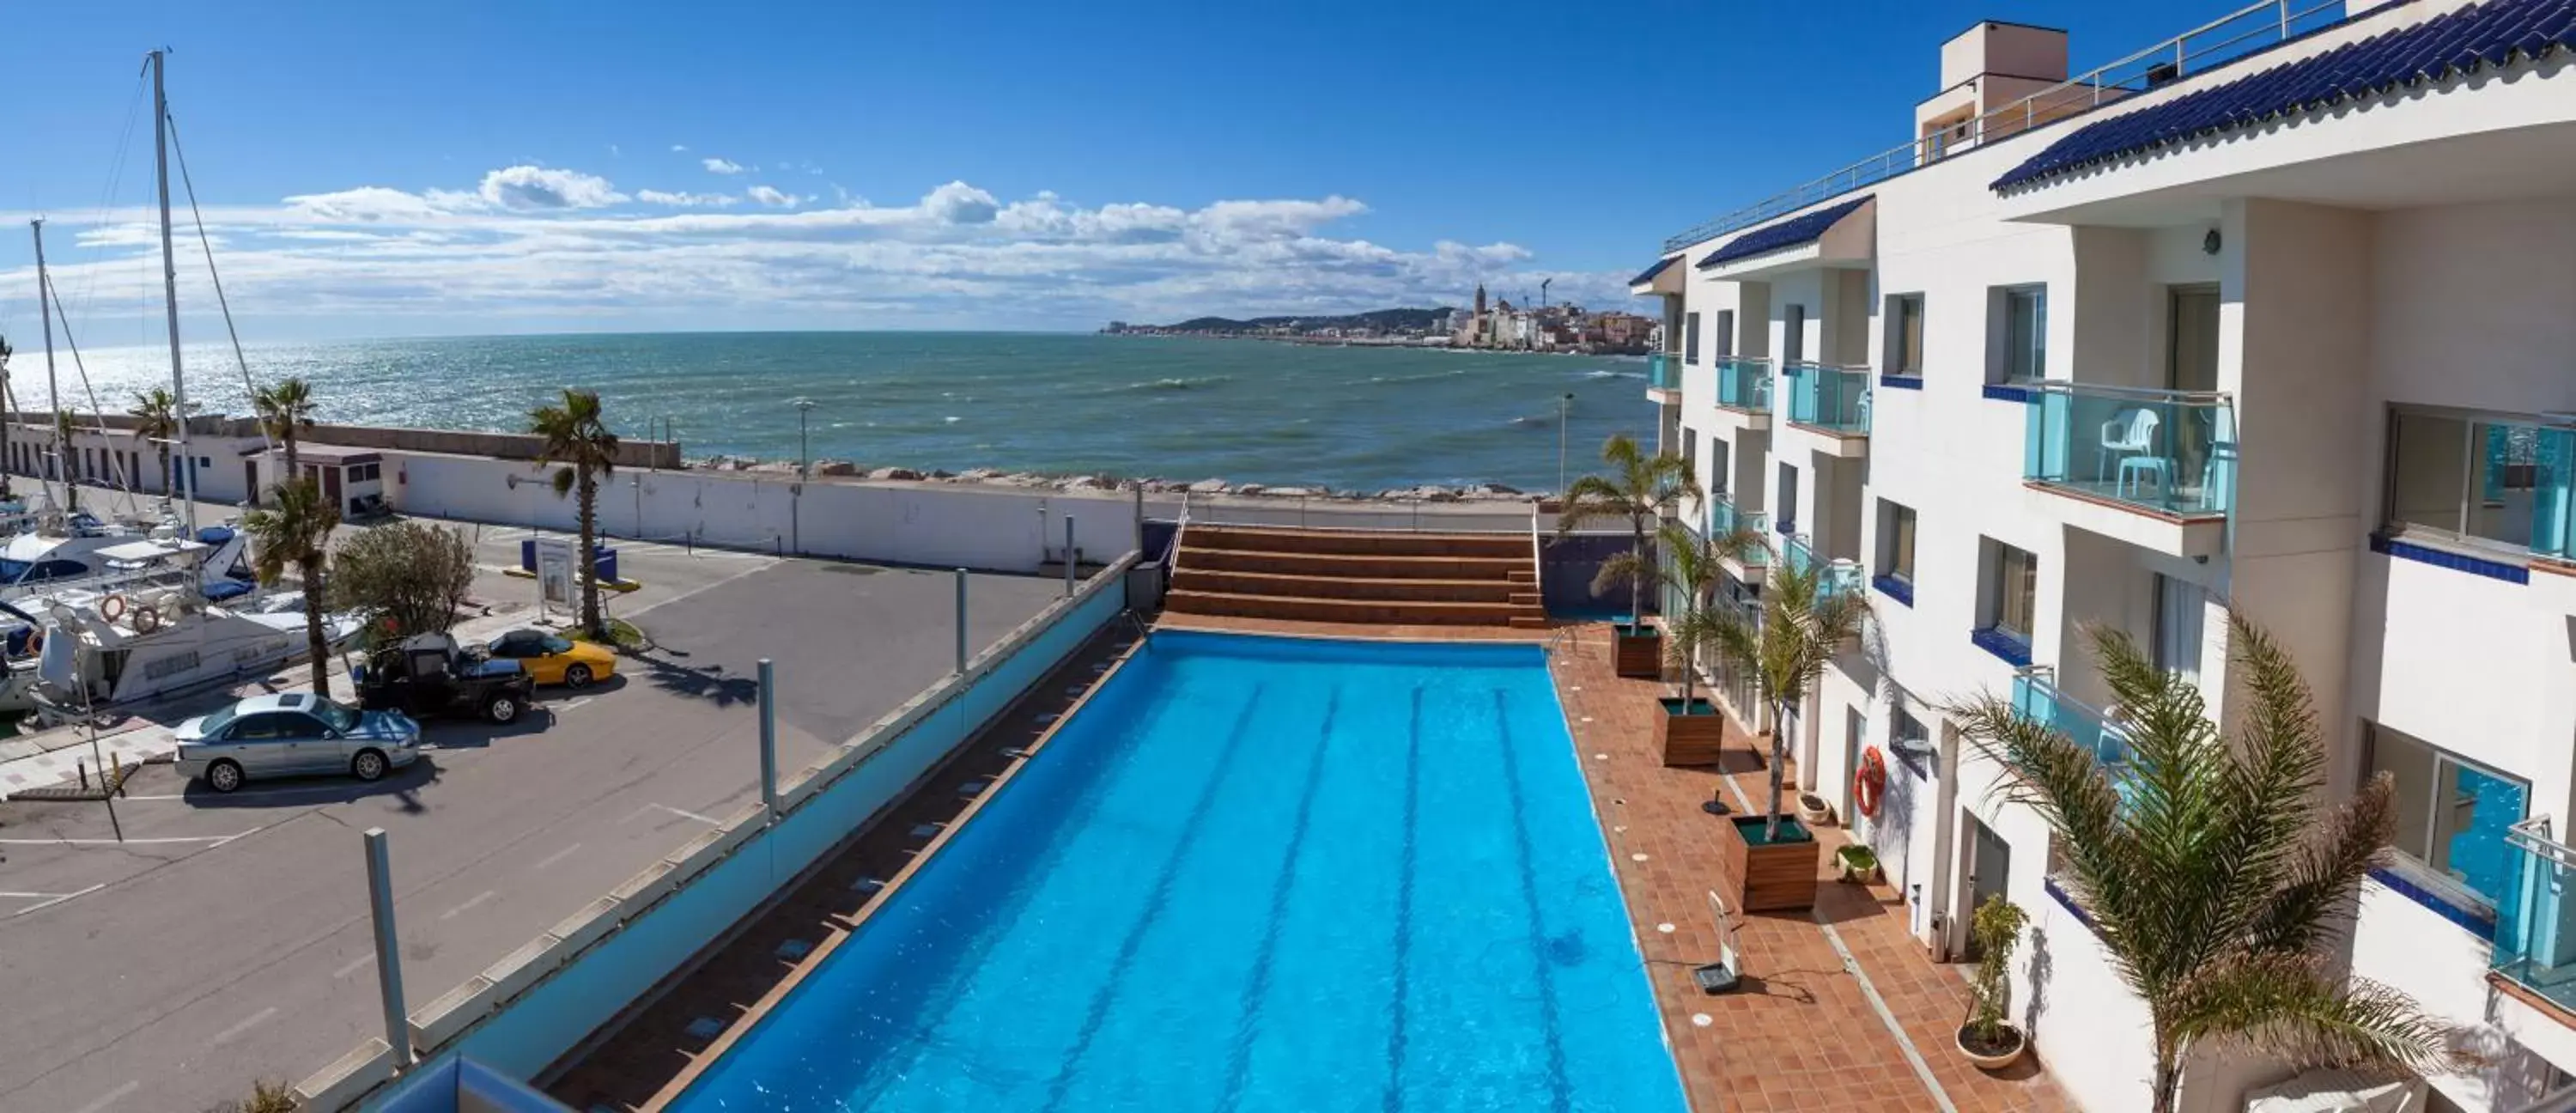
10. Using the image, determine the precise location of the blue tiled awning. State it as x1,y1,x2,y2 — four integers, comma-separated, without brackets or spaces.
1696,196,1873,268
1627,256,1680,286
1994,0,2576,192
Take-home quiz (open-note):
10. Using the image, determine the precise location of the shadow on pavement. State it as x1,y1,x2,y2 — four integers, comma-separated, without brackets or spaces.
636,654,759,708
177,757,444,812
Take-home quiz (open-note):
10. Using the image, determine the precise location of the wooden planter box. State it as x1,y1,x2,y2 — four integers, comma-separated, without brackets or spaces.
1613,623,1662,678
1719,815,1822,913
1656,697,1727,767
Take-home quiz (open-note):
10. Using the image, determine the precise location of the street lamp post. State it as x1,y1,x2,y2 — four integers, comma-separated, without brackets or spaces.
1557,392,1575,496
793,398,816,481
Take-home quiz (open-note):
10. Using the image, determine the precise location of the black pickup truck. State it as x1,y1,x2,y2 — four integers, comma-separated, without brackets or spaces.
355,634,537,724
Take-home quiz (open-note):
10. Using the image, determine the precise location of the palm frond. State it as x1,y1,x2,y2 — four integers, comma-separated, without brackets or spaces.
2167,953,2473,1076
2244,771,2397,954
1592,550,1649,600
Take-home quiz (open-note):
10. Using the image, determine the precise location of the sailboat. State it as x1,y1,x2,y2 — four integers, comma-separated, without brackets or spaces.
0,52,359,721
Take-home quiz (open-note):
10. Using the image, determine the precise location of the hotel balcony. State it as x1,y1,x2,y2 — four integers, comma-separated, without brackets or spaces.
2490,819,2576,1049
2022,382,2233,559
2010,666,2132,775
1712,356,1774,434
1783,362,1872,458
1710,494,1769,583
1645,352,1682,404
1783,532,1863,600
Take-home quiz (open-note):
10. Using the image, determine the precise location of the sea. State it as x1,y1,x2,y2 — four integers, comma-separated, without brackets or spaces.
39,332,1653,493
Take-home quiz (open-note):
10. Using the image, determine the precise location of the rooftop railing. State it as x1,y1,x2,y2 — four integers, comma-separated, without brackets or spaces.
1784,362,1873,435
1716,357,1773,413
2024,382,2235,519
1660,0,2349,253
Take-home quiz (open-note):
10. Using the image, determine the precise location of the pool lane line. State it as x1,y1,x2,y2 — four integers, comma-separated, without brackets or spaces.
1379,684,1424,1113
1489,687,1576,1113
1035,682,1270,1113
1214,687,1341,1113
607,628,1151,1110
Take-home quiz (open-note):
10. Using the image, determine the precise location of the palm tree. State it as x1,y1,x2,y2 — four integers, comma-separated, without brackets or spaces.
530,388,619,639
1657,519,1766,710
128,387,179,502
254,377,319,493
1556,434,1699,627
242,477,341,697
1949,616,2470,1112
1710,549,1867,841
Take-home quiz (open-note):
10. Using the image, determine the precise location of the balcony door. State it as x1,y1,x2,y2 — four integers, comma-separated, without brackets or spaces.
2167,285,2220,392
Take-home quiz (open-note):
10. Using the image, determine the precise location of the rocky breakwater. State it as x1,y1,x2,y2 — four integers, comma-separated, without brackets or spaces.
688,455,1537,503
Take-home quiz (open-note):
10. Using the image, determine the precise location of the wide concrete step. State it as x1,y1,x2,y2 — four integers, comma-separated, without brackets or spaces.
1164,589,1540,627
1184,525,1528,559
1172,569,1518,603
1180,545,1527,581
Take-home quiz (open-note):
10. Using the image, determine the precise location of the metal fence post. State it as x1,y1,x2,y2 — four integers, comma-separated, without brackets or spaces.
1063,516,1077,597
1131,484,1145,556
364,828,413,1067
954,569,969,674
757,659,778,820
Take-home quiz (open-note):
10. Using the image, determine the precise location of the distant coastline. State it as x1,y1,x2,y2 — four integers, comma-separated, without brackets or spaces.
1103,295,1659,356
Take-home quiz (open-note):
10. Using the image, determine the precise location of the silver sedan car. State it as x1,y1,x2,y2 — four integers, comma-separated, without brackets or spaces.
173,692,423,793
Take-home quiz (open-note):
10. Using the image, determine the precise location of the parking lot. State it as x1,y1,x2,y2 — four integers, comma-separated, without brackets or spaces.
0,508,1068,1113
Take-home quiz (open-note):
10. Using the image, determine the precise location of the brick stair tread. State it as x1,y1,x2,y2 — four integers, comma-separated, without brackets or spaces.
1181,546,1523,569
1176,570,1518,591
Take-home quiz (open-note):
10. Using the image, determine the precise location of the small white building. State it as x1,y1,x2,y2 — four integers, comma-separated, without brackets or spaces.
1641,1,2576,1109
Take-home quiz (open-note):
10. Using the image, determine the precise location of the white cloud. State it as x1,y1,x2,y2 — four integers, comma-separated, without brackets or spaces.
920,180,999,225
608,143,622,158
637,189,740,208
475,165,626,210
670,143,688,153
0,167,1634,334
701,157,744,175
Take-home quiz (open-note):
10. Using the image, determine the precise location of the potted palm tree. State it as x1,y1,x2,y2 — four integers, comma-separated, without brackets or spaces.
242,477,341,698
1656,520,1763,766
1950,616,2473,1110
1710,550,1865,911
1957,894,2030,1070
1557,434,1698,678
531,389,621,641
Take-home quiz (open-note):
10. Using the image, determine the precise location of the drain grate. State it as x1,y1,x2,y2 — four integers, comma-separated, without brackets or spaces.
774,938,814,961
908,822,945,840
683,1016,726,1041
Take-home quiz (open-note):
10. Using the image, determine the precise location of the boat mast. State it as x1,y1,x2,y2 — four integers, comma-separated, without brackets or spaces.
149,49,197,534
31,219,64,515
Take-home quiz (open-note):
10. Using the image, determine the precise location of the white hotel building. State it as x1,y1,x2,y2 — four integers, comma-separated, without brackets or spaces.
1632,0,2576,1109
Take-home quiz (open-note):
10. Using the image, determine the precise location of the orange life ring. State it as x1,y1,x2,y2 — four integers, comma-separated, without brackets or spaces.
1855,746,1889,819
99,594,128,623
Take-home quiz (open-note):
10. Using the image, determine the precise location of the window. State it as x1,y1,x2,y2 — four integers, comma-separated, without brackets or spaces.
1776,462,1799,534
2366,722,2528,907
2152,575,2203,681
1710,438,1730,496
1877,501,1917,585
1989,284,2047,384
1714,310,1736,359
226,713,285,742
1782,304,1807,364
1981,540,2038,643
1683,312,1702,363
2384,407,2568,553
1889,295,1926,376
1890,706,1932,778
316,700,360,733
1681,428,1698,476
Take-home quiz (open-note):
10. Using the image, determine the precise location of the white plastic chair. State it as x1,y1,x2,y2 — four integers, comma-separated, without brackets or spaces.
2099,409,2161,493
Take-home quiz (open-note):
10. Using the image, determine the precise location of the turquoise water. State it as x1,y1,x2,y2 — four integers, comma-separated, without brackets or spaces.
671,631,1684,1112
61,333,1649,492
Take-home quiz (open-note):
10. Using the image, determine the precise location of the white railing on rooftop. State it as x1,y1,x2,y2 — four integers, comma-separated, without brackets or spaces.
1660,0,2350,253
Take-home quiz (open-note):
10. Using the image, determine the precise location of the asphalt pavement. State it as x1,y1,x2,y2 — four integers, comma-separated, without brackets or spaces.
0,519,1065,1113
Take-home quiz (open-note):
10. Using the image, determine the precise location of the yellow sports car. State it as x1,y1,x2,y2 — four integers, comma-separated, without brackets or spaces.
485,629,618,688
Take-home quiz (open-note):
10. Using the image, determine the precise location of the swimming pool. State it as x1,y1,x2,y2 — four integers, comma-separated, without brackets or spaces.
672,630,1686,1112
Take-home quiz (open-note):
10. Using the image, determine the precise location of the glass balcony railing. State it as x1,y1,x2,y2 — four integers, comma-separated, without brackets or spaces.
1785,533,1863,599
2495,818,2576,1014
2024,383,2235,518
2010,667,2132,773
1716,357,1773,413
1784,362,1872,435
1709,496,1768,567
1647,352,1680,392
2533,427,2576,563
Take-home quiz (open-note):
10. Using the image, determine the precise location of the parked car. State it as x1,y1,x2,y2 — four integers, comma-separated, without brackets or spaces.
173,692,422,793
355,633,536,724
485,629,618,688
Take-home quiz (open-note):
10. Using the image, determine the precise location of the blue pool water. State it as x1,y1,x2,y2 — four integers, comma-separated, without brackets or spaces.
672,631,1686,1112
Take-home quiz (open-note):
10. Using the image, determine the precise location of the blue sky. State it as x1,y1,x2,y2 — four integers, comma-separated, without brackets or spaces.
0,0,2232,341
